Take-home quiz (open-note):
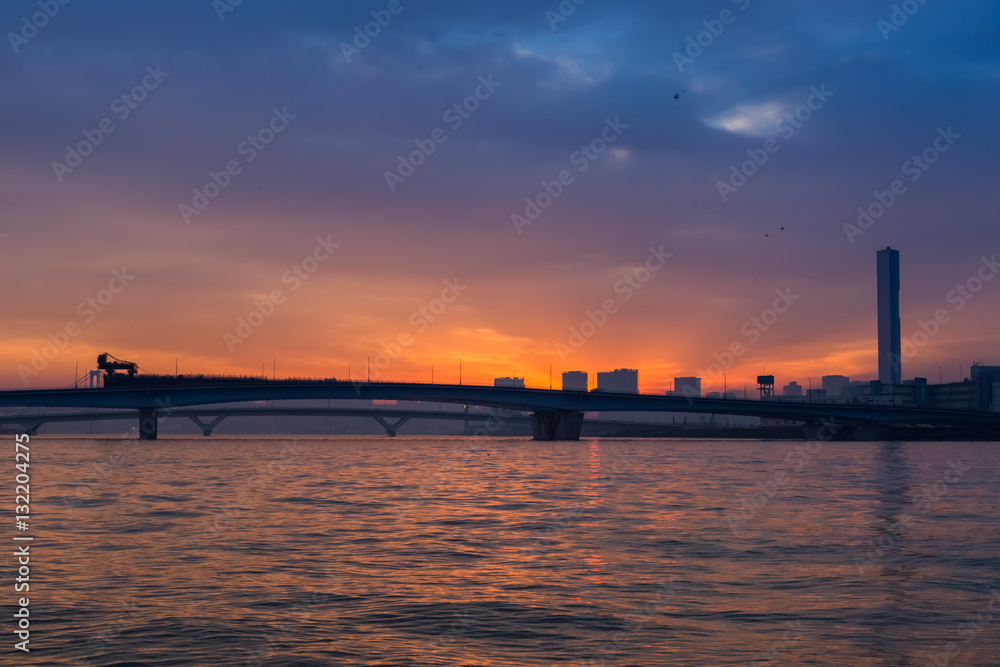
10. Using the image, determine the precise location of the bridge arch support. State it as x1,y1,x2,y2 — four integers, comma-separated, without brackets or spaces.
372,415,411,437
19,421,43,436
188,415,227,436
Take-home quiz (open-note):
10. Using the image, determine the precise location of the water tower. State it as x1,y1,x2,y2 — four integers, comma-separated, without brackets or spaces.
757,375,775,399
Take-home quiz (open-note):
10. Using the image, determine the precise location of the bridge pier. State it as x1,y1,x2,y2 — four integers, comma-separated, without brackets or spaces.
372,415,411,438
531,411,583,441
20,422,42,436
138,407,158,440
188,415,227,436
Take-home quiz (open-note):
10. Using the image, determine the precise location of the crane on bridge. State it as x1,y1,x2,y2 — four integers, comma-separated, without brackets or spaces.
97,352,139,378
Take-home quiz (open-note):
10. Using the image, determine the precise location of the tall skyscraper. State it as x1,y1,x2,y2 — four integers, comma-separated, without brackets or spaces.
877,247,901,385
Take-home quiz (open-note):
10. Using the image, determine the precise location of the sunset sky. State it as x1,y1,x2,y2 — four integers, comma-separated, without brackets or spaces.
2,0,998,393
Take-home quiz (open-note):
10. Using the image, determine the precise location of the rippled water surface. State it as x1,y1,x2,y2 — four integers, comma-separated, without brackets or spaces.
9,436,1000,665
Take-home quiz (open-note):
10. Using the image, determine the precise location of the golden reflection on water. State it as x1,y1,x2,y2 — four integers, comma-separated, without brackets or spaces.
14,437,1000,666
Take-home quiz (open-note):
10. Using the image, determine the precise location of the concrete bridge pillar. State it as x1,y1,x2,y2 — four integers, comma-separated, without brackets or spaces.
20,422,42,436
530,411,583,441
372,415,411,438
188,415,226,436
138,407,159,440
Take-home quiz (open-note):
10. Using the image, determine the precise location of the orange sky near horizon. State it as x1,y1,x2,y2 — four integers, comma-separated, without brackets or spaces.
3,194,996,392
3,228,987,395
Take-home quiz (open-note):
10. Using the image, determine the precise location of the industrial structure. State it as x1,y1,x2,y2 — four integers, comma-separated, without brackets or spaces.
758,375,775,399
96,353,138,379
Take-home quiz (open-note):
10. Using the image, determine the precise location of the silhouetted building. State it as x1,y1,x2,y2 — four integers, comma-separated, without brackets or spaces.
807,388,827,402
836,365,1000,411
971,364,1000,412
561,371,588,391
878,247,901,385
783,381,803,397
493,377,525,388
672,377,701,398
706,390,742,400
596,369,638,394
822,375,850,397
842,381,871,401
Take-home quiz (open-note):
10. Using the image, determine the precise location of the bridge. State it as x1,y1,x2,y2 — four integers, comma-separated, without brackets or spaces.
1,380,998,440
0,406,527,438
0,406,707,439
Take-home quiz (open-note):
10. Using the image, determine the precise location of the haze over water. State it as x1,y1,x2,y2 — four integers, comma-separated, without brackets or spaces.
12,437,1000,665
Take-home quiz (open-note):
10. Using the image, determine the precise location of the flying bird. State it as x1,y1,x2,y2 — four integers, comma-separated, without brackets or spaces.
673,90,686,100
